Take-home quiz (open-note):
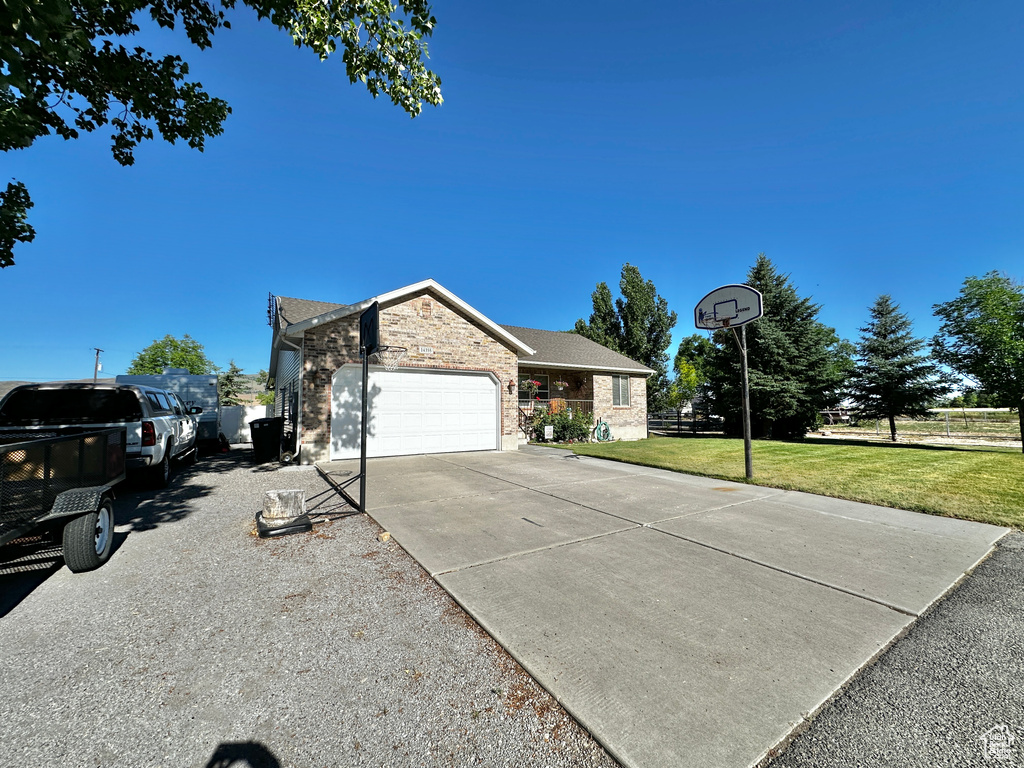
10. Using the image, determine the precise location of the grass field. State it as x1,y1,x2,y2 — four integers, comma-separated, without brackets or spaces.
567,437,1024,529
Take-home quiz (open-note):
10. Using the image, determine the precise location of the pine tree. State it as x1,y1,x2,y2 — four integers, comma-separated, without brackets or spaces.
706,254,851,438
219,361,246,407
847,295,949,441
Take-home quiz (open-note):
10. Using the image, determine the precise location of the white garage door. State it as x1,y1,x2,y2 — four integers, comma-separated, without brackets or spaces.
330,366,500,460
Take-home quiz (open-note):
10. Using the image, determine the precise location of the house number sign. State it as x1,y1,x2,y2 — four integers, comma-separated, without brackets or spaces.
419,346,434,355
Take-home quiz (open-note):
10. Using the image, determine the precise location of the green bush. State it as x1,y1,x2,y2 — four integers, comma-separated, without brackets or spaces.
532,408,593,443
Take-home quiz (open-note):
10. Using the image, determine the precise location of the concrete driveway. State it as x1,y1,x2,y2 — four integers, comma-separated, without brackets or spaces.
318,448,1008,768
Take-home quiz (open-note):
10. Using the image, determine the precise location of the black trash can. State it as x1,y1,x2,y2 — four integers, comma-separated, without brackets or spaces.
250,417,284,463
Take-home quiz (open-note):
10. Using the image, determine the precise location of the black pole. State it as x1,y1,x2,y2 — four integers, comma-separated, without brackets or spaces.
359,347,369,512
732,325,753,480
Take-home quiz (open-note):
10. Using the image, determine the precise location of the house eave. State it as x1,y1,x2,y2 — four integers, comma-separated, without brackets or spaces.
519,361,655,376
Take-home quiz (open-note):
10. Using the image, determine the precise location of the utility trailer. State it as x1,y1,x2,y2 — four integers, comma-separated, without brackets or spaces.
0,428,126,572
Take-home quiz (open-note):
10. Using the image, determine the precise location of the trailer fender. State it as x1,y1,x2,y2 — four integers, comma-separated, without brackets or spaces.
40,485,116,521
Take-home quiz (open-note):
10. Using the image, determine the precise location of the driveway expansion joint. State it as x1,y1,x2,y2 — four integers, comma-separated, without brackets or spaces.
648,525,923,617
430,525,640,577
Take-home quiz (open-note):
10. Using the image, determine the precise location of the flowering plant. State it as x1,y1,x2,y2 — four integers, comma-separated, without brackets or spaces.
554,380,569,389
520,379,541,396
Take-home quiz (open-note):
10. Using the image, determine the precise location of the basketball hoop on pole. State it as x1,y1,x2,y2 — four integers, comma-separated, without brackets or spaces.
346,301,381,513
694,284,763,480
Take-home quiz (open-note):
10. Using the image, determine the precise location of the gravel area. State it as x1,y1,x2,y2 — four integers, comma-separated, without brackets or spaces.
766,531,1024,768
0,450,618,768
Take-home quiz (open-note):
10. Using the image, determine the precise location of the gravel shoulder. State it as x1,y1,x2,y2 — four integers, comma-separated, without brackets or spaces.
766,531,1024,768
0,450,618,768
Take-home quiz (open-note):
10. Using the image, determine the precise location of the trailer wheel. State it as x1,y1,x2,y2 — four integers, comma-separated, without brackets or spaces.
63,497,115,572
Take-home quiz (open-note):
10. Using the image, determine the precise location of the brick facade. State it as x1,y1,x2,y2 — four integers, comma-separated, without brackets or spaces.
593,374,648,441
298,291,520,462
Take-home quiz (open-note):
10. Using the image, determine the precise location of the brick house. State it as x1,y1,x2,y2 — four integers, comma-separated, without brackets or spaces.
268,279,653,464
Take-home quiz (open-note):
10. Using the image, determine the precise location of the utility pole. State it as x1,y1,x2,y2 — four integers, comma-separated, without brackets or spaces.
93,348,103,383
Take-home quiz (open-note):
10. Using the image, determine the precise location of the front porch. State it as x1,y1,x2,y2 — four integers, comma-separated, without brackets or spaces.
517,368,594,439
517,366,648,442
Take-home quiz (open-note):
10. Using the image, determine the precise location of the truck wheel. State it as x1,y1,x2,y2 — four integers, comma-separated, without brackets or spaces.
63,497,115,572
150,449,172,489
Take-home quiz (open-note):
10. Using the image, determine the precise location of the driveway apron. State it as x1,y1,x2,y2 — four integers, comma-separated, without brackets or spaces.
317,449,1008,768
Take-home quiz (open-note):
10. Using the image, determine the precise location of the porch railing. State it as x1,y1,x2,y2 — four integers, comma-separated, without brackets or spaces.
518,399,594,438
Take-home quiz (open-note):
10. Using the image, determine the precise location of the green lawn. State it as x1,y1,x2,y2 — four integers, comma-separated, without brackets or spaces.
567,437,1024,529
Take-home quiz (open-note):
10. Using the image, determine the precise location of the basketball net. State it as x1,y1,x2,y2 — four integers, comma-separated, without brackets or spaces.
370,345,408,371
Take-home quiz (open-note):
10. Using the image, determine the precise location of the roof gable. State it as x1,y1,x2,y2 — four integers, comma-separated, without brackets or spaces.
272,280,536,356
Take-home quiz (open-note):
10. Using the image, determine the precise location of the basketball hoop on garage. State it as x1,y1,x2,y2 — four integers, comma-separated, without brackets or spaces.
370,345,407,371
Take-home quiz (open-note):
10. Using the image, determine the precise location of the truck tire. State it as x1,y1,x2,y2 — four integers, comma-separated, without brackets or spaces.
63,497,115,572
150,447,172,489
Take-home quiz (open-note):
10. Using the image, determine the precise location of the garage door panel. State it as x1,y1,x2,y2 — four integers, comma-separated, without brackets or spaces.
331,367,498,460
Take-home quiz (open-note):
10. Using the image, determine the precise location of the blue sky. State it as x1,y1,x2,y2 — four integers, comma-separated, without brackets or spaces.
2,1,1021,381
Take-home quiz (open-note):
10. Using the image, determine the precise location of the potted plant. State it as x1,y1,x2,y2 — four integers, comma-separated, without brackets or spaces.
520,379,541,397
554,379,569,391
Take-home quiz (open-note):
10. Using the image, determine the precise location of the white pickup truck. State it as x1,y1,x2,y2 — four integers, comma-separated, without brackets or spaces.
0,383,200,488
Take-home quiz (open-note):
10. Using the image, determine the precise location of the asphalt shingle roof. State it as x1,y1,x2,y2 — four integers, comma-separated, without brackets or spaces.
275,296,345,331
501,325,653,374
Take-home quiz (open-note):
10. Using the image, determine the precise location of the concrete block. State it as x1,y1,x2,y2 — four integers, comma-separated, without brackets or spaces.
263,489,306,521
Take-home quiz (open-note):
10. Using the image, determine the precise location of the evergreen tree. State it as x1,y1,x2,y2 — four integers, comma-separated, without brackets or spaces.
847,295,949,441
219,360,246,407
706,254,851,438
574,264,677,411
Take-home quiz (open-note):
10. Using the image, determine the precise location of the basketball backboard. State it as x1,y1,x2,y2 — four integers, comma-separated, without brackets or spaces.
360,301,380,357
694,284,763,330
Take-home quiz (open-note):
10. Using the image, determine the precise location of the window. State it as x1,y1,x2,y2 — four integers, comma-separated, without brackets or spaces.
519,374,549,402
0,389,142,424
612,375,630,407
146,392,172,413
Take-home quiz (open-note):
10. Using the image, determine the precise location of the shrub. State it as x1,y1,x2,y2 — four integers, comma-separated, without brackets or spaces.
532,408,593,443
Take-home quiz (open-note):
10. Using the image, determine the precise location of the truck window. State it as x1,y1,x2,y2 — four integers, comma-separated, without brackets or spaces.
0,389,143,424
146,392,172,413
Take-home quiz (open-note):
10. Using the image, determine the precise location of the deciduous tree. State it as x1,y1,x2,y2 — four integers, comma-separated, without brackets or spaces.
671,333,714,408
932,272,1024,451
847,295,949,441
574,263,677,411
0,0,443,268
127,334,217,375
